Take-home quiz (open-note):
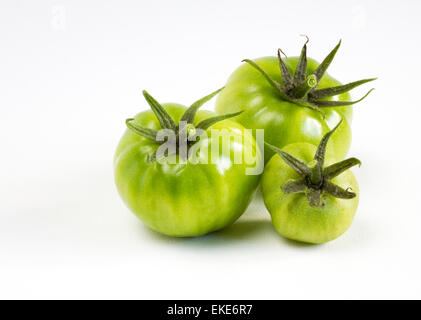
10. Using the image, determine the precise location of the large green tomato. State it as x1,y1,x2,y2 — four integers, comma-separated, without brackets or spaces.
215,40,375,162
262,124,360,244
114,91,262,237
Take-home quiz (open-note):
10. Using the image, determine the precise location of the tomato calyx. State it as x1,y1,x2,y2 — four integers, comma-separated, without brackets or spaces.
265,120,361,208
126,88,242,162
243,38,376,115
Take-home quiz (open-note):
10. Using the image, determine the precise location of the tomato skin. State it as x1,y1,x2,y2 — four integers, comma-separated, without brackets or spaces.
262,143,358,244
114,104,262,237
215,57,353,163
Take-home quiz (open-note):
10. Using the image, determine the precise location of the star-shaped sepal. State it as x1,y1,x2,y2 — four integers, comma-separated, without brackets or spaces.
265,120,361,208
125,88,242,162
243,37,376,115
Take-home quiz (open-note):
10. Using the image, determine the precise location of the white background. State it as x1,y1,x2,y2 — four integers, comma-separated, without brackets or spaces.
1,0,420,299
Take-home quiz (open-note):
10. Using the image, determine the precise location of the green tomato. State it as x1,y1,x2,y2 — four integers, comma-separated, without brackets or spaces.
114,93,262,237
215,40,375,163
262,143,359,244
262,124,360,244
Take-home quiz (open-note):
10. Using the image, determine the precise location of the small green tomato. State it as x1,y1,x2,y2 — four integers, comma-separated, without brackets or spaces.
262,121,360,244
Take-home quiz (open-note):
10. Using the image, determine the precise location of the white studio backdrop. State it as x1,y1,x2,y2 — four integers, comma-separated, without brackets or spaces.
0,0,420,299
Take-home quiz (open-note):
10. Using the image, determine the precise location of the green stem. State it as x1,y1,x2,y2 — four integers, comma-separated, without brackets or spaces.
292,74,317,99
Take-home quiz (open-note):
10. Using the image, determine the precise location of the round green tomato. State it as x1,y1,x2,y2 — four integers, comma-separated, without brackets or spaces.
114,104,262,237
262,142,359,244
215,57,352,162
